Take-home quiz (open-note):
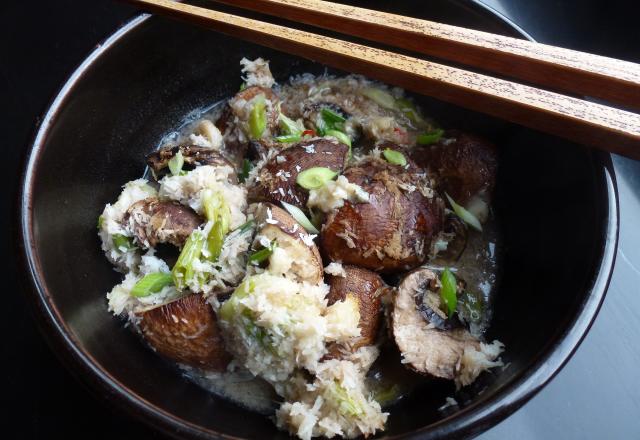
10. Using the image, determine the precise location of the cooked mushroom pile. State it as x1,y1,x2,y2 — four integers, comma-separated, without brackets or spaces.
98,58,504,440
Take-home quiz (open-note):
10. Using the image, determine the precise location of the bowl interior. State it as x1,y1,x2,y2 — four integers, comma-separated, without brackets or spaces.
24,1,614,438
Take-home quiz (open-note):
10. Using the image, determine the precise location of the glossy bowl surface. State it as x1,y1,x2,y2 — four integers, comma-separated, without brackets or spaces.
19,1,618,438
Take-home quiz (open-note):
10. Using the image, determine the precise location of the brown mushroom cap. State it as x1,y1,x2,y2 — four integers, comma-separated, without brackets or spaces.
138,293,232,371
390,268,479,380
125,197,203,249
146,145,237,180
252,203,323,284
412,130,497,205
326,265,384,353
320,158,444,273
249,139,349,208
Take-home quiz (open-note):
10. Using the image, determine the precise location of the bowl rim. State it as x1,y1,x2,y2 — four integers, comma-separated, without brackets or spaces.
18,2,619,439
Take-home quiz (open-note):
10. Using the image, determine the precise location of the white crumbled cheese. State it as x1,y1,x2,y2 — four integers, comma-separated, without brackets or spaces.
240,57,275,88
303,144,316,153
276,155,287,164
324,262,346,277
307,175,369,213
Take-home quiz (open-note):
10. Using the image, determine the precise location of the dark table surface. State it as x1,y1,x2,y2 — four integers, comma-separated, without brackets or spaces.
2,1,639,438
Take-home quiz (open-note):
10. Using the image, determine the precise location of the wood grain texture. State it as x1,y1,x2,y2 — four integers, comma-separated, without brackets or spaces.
213,0,640,110
122,0,640,159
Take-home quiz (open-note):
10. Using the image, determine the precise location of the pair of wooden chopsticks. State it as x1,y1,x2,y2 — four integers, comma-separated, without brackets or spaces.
122,0,640,159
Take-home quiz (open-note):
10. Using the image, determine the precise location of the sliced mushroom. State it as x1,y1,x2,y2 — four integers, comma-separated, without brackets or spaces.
138,293,232,371
146,145,237,180
390,268,497,383
412,130,497,205
125,197,203,248
252,203,323,284
430,215,468,263
249,139,349,208
320,158,444,273
326,266,384,355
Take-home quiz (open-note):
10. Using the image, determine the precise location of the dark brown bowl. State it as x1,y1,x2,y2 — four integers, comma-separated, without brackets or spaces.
18,1,618,438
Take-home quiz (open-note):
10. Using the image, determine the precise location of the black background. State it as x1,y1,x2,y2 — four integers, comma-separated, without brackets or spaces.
2,1,639,438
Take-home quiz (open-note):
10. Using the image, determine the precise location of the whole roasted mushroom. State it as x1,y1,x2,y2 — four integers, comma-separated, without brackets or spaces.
137,293,232,371
249,139,349,208
412,130,497,205
390,268,502,386
326,265,385,355
125,197,203,249
320,158,444,273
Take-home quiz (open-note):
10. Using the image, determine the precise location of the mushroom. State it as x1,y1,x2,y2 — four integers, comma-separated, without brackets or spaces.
146,144,237,179
390,268,501,384
137,293,232,371
249,139,349,208
430,215,468,263
252,203,323,284
320,158,444,273
325,265,385,355
124,197,203,249
412,130,497,205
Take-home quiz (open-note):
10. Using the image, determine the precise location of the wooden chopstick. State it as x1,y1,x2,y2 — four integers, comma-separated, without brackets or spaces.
122,0,640,160
212,0,640,110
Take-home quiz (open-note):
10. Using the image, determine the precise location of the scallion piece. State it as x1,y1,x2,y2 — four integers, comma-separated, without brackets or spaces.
168,151,184,176
248,95,267,139
235,219,255,234
445,193,483,232
417,128,444,145
361,87,396,110
321,107,346,125
324,129,351,148
296,166,338,190
112,234,135,251
172,230,205,289
239,82,247,91
97,215,104,229
440,268,457,318
207,220,226,262
279,113,302,136
281,201,320,234
248,241,277,265
382,148,407,166
131,272,173,298
238,158,252,183
275,134,302,143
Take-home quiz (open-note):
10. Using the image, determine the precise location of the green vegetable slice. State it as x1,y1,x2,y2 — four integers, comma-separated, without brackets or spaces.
248,95,267,139
396,97,425,126
219,277,255,321
112,234,135,251
234,219,255,234
440,267,458,318
172,230,205,289
238,159,252,183
279,113,302,136
131,272,173,298
382,148,407,166
207,220,226,262
332,381,364,416
361,87,396,110
97,215,104,229
324,129,351,148
445,193,483,232
281,201,320,234
296,166,338,190
168,151,184,176
275,134,302,143
248,241,277,265
417,128,444,145
320,107,346,125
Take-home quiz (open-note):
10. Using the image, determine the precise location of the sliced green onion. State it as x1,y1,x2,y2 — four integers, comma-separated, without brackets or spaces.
373,384,401,406
321,107,346,125
219,277,255,321
112,234,135,251
239,82,247,91
248,95,267,140
279,113,302,136
296,166,338,190
332,381,364,416
172,230,205,289
131,272,173,298
396,97,425,125
168,151,184,176
248,241,277,265
275,134,302,143
281,201,320,234
324,129,351,148
382,148,407,166
417,128,444,145
238,158,252,183
207,220,226,262
361,87,396,110
440,267,457,318
234,219,255,234
97,215,104,229
446,193,483,232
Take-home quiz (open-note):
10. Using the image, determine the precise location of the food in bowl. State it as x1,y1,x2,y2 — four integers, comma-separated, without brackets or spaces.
97,58,504,439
